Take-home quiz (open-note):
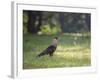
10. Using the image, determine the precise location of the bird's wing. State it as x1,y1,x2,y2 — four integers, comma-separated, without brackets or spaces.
45,45,56,53
37,45,56,57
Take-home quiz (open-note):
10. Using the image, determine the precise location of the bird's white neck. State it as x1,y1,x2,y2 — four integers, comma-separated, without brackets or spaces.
52,39,58,47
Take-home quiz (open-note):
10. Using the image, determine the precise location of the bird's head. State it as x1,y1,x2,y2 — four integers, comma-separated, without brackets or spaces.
52,37,59,46
54,37,58,40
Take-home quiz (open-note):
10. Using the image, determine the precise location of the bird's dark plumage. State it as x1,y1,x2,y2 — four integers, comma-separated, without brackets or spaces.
37,37,58,57
37,45,56,57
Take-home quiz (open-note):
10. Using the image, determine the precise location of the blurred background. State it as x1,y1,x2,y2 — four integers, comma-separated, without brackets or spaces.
23,10,91,69
23,10,90,35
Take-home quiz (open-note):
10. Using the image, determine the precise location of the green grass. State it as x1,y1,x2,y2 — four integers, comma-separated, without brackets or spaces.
23,33,91,69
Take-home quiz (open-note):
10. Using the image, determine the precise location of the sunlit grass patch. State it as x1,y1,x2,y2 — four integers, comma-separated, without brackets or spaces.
23,33,91,69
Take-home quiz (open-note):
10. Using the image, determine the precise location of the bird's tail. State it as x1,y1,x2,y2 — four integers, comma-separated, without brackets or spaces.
36,52,46,58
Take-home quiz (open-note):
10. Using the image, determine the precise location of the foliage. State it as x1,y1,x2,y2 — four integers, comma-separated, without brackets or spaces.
23,10,91,34
40,24,61,35
23,11,28,34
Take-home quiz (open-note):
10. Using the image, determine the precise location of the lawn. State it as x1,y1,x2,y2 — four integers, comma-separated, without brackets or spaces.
23,33,91,69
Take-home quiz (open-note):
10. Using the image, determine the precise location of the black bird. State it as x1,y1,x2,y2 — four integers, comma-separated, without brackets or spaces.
37,37,59,57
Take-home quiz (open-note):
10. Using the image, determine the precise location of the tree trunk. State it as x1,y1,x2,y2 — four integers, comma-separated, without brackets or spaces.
59,13,67,33
85,14,91,31
27,11,42,34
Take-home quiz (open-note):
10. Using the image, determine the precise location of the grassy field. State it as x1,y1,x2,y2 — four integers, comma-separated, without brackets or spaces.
23,33,91,69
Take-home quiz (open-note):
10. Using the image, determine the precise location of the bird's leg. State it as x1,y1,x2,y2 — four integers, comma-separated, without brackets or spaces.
49,53,53,57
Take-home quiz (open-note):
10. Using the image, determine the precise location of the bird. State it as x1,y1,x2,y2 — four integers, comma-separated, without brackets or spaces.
36,37,59,57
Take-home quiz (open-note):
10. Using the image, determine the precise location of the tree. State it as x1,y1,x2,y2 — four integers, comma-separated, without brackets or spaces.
85,14,91,31
27,11,42,34
59,13,67,33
